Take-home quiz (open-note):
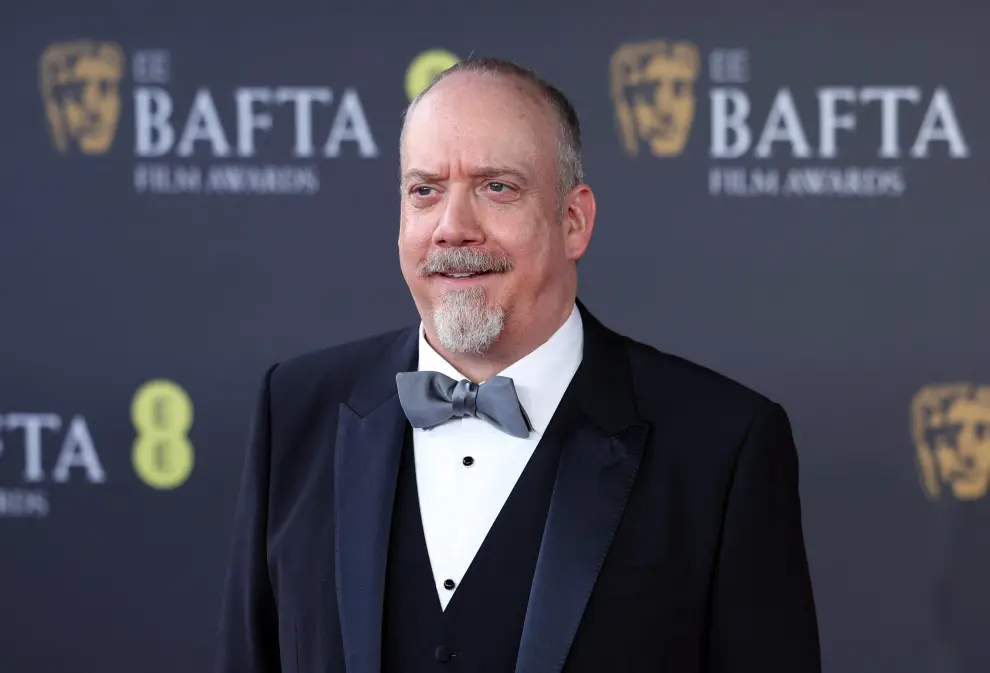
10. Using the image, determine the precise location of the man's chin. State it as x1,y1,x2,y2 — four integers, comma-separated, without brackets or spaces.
430,297,506,355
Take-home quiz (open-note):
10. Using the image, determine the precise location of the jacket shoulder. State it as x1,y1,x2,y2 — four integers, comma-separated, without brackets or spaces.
266,326,412,406
618,333,777,420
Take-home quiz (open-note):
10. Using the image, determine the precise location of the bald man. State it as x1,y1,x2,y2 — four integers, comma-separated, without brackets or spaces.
215,57,821,673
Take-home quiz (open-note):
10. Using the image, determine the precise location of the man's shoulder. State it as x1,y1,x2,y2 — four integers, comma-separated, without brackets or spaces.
266,326,414,405
614,331,776,419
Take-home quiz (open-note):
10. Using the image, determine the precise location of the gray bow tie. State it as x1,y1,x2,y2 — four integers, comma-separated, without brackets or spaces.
395,371,531,438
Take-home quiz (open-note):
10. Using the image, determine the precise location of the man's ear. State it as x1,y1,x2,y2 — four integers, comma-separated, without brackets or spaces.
563,184,596,261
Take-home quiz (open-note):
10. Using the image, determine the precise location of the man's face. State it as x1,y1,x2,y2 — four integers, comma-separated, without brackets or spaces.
398,73,583,355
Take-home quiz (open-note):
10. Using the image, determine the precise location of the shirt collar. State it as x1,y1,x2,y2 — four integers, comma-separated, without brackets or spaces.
416,304,584,435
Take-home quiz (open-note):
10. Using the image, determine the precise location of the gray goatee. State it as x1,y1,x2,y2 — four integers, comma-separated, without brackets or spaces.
417,248,514,355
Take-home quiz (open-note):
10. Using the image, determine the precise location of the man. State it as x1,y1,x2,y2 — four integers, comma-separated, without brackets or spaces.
215,57,821,673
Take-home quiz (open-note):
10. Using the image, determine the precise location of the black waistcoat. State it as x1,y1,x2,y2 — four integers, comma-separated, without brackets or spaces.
381,415,568,673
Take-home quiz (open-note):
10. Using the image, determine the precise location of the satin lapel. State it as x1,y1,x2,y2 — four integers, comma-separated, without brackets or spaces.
515,418,649,673
334,327,417,673
515,300,651,673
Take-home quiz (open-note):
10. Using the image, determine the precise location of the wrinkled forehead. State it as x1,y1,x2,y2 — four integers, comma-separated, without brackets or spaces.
400,74,557,177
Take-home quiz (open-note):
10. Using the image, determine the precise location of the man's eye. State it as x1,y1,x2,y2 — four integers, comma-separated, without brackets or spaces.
487,182,507,193
414,186,433,196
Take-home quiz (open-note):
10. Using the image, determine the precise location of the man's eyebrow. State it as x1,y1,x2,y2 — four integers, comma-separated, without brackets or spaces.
401,166,531,184
470,166,530,184
402,169,444,184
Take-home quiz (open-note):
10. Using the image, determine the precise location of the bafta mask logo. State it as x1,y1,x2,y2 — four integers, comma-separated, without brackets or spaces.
911,383,990,501
39,40,125,156
610,39,700,158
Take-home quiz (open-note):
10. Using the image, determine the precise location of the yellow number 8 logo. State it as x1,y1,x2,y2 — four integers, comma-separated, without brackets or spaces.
405,49,460,101
131,379,194,490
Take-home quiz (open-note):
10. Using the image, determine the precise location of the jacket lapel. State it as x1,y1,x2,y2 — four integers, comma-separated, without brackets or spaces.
334,328,417,673
515,301,651,673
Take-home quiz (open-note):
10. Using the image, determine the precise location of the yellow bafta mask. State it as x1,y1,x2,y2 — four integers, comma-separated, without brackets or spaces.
912,384,990,501
610,40,700,158
40,41,125,155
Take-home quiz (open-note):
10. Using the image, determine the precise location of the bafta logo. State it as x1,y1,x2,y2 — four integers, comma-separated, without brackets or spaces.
911,383,990,501
39,40,124,155
610,39,700,158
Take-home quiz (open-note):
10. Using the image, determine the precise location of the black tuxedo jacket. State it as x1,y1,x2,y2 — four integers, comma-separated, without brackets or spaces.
215,301,821,673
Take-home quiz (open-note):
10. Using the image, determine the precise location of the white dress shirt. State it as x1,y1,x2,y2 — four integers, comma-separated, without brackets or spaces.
413,303,584,610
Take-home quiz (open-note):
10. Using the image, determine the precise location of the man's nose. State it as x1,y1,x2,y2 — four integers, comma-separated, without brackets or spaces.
432,189,484,247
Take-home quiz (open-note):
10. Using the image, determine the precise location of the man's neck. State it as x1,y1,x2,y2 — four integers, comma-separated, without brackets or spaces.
426,303,575,383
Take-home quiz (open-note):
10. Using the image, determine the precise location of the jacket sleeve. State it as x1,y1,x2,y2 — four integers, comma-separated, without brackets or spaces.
706,401,822,673
215,364,282,673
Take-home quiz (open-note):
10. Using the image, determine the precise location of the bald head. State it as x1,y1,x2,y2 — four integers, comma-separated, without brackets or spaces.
401,57,584,205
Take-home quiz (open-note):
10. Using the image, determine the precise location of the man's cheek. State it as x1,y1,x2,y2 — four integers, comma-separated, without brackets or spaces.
400,223,431,247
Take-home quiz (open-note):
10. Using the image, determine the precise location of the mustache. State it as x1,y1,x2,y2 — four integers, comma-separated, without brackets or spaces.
417,248,515,276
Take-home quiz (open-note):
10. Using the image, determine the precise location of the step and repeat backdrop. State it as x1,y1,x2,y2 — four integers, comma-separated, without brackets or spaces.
2,2,988,672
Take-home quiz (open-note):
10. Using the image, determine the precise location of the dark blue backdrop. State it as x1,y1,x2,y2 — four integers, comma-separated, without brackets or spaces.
2,2,988,671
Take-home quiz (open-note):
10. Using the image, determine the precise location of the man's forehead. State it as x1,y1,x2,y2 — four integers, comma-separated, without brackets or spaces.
401,76,552,176
418,70,546,112
410,74,553,129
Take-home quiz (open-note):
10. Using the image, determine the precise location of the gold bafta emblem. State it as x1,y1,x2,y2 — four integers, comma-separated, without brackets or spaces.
39,40,125,155
911,383,990,501
610,39,700,158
